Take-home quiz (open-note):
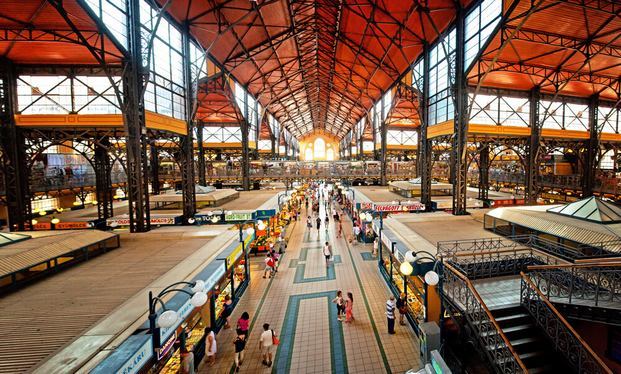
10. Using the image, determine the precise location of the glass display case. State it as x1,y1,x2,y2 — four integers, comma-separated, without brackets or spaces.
214,279,232,319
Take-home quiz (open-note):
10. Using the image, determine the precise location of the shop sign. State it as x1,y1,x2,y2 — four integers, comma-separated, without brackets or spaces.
159,298,195,342
225,212,253,222
55,221,91,230
489,199,525,207
374,202,425,212
107,217,177,226
32,222,52,230
119,338,152,374
205,264,226,290
360,202,373,210
254,209,276,218
157,331,177,360
381,232,393,251
227,246,242,267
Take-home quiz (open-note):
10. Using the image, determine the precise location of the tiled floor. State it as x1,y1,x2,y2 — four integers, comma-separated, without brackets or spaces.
199,200,421,373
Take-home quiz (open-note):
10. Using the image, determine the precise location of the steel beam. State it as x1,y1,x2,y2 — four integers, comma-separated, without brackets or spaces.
420,45,432,210
478,143,490,201
180,24,197,223
196,122,206,185
526,87,541,204
94,136,113,220
241,93,251,190
583,94,599,196
149,140,160,195
123,0,150,232
452,6,468,216
0,61,30,231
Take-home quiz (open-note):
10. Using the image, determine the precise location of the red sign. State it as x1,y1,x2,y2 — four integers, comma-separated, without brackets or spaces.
360,202,373,210
374,202,425,212
489,199,525,207
56,222,91,230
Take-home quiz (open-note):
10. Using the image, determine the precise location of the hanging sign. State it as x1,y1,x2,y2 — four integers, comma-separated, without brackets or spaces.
374,202,425,212
225,212,253,222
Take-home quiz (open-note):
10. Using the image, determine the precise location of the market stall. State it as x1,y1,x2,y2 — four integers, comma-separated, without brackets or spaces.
375,222,440,336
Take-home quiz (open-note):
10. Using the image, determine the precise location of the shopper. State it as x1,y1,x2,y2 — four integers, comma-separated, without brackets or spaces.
307,216,312,230
205,326,217,366
332,290,345,321
237,312,250,337
316,216,321,231
397,293,408,325
372,237,379,257
337,221,343,238
233,330,246,372
345,292,354,323
323,241,332,267
324,215,330,232
180,346,195,373
222,296,233,329
386,295,396,334
263,253,275,279
259,323,276,367
353,224,361,245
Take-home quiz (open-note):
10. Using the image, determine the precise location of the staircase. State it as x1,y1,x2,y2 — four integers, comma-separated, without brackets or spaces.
489,304,571,373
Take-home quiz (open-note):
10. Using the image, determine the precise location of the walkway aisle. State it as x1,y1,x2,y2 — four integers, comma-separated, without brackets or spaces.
201,200,420,374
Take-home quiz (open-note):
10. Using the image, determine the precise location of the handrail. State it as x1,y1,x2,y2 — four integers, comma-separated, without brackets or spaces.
575,257,621,264
520,272,613,374
443,263,528,373
528,262,621,270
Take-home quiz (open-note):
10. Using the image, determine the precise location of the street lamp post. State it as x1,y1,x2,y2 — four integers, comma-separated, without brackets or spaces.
148,280,208,354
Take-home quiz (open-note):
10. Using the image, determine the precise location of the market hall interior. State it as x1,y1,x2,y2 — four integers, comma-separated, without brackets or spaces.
1,0,621,373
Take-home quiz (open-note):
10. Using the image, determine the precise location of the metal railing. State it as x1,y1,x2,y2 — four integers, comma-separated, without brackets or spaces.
442,263,528,374
527,262,621,308
520,273,613,374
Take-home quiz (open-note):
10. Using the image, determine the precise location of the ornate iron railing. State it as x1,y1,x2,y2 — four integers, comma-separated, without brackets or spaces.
520,274,612,373
527,263,621,308
442,263,528,374
438,236,567,279
438,235,617,263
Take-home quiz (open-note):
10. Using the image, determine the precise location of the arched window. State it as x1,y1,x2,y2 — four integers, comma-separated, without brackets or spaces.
305,147,313,161
326,148,335,161
314,138,326,159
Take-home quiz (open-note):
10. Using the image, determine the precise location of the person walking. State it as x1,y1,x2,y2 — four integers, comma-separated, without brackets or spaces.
332,290,345,321
372,237,379,257
307,216,312,231
180,346,195,373
324,215,330,232
345,292,354,322
263,253,275,279
205,326,217,366
237,312,250,337
222,296,233,329
259,323,277,367
386,295,396,334
316,216,321,231
323,241,332,267
337,221,343,238
397,293,408,325
233,330,246,372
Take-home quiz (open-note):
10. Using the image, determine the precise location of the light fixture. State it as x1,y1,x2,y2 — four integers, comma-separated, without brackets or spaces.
39,211,47,216
91,200,98,205
56,207,64,213
400,262,414,276
365,212,373,221
51,217,60,225
257,222,266,231
110,221,119,228
404,251,416,263
359,212,366,221
187,217,196,224
191,280,205,293
391,200,397,205
190,291,208,307
73,201,81,206
246,226,255,235
257,219,264,227
424,271,440,286
157,310,179,328
211,216,219,223
31,219,38,225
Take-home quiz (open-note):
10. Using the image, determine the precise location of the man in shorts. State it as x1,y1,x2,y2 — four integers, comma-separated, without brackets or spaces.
323,241,332,267
259,323,275,367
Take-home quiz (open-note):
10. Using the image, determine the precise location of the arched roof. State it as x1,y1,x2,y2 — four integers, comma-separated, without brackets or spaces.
159,0,472,138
